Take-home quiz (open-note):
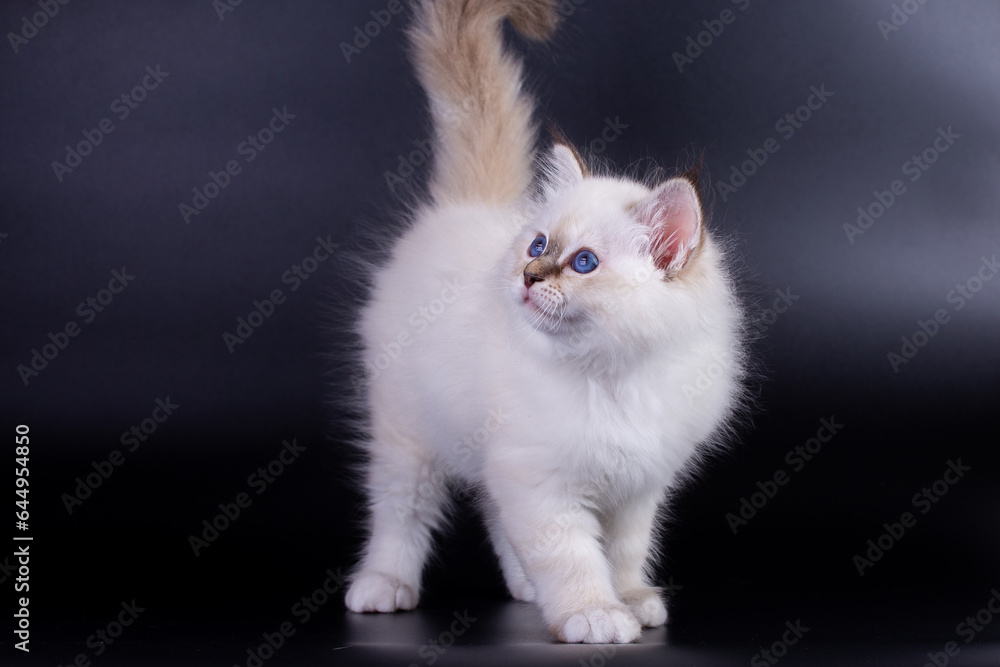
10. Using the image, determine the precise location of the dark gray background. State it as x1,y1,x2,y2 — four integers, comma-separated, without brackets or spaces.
1,0,999,663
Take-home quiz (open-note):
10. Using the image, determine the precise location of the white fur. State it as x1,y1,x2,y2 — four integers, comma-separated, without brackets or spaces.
343,0,745,645
346,177,743,641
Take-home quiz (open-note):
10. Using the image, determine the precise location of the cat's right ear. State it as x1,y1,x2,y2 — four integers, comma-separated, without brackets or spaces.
636,177,704,275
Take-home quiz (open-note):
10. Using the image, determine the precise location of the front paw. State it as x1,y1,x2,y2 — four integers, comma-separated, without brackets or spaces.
344,571,417,613
505,573,536,602
621,587,667,628
552,605,641,643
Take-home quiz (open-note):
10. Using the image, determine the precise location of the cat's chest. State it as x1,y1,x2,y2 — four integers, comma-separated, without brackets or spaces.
515,373,676,478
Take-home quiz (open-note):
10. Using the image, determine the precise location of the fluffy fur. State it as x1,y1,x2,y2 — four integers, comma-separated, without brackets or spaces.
343,0,746,644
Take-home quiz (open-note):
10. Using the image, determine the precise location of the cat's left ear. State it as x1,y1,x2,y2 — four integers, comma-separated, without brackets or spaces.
541,123,589,192
636,177,703,274
534,123,589,201
542,142,588,191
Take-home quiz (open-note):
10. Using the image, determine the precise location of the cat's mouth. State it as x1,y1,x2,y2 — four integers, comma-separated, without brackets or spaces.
520,284,571,329
522,291,543,316
522,287,550,316
522,289,538,309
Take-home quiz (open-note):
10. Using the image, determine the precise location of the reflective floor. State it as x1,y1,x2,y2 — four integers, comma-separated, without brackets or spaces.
24,587,1000,666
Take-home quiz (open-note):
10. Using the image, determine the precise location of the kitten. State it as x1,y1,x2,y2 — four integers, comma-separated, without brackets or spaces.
343,0,746,644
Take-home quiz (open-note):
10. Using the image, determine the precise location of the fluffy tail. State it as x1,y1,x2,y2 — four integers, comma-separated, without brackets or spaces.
409,0,560,205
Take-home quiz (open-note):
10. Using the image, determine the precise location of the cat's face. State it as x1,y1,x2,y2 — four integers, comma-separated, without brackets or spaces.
510,180,653,330
506,145,708,361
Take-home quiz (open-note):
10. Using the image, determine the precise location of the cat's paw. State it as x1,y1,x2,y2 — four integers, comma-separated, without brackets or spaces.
344,571,417,613
506,576,536,603
621,587,667,628
553,605,641,644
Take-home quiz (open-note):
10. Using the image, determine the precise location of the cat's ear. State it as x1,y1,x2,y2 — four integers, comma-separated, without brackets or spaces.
541,141,588,191
636,177,703,274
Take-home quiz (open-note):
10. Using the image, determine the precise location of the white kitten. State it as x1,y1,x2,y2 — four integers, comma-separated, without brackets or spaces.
343,0,746,644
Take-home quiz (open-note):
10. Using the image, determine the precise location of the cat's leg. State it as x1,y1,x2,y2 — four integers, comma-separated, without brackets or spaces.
345,432,450,613
483,504,536,602
604,493,668,628
492,486,641,643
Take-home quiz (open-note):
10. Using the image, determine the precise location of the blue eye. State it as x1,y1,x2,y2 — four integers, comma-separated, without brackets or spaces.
529,234,547,258
572,250,599,274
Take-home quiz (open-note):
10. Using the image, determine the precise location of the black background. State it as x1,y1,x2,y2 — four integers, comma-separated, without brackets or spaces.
2,0,999,665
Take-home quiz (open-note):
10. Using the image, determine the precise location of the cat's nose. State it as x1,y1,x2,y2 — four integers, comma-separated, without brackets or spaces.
524,269,543,288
